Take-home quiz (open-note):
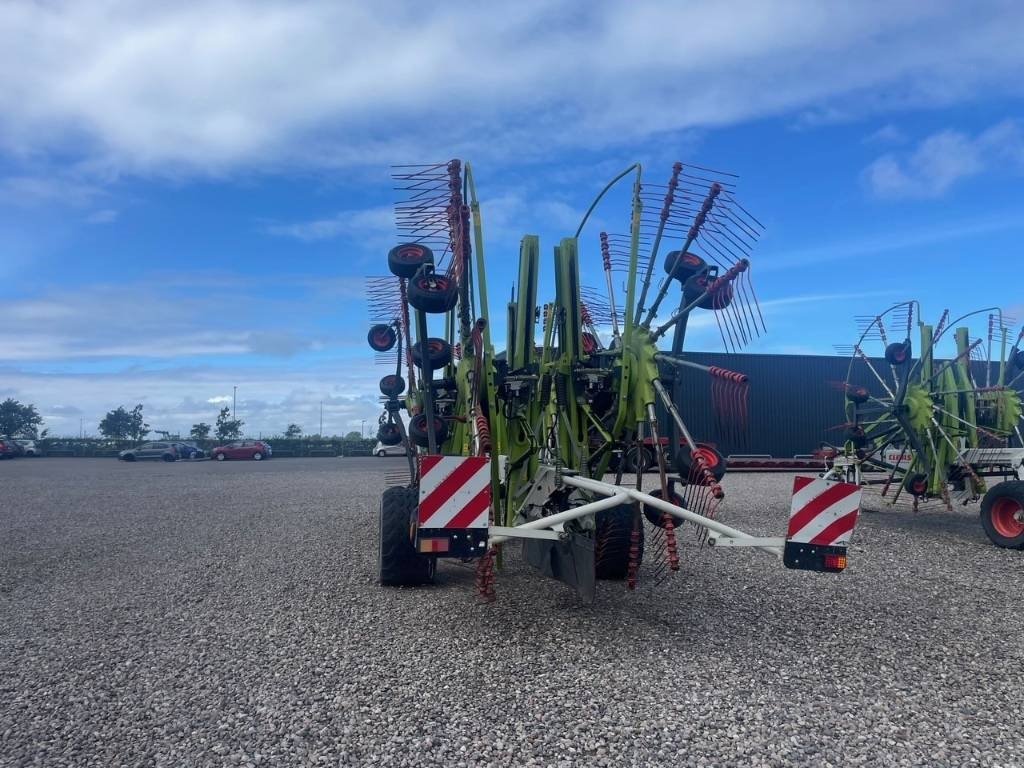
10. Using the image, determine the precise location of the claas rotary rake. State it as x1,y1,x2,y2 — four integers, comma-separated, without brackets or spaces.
366,160,864,601
830,301,1024,548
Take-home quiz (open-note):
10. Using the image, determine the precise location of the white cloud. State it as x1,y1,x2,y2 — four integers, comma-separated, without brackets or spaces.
1,2,1023,177
265,205,393,242
85,208,119,224
863,124,906,145
863,119,1024,198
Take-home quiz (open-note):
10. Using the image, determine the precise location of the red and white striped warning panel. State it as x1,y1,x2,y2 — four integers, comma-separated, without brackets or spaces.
786,476,862,546
418,455,491,529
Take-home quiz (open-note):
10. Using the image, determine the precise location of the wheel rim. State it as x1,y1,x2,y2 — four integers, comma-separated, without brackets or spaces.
396,245,427,262
991,497,1024,538
693,446,719,469
254,453,262,460
415,275,450,293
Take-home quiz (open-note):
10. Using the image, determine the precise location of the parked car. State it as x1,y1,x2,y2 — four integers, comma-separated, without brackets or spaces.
172,441,205,460
0,438,23,459
14,439,42,457
211,440,272,461
374,440,407,457
118,442,179,462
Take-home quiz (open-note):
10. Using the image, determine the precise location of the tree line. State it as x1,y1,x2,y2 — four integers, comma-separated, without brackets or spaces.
1,397,366,443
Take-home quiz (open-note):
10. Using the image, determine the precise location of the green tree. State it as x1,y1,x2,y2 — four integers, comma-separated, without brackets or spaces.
0,398,44,438
284,423,303,439
344,430,362,441
215,407,244,441
99,404,149,443
190,422,211,440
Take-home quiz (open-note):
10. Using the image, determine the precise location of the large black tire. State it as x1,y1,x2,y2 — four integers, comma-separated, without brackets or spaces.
663,250,707,282
379,374,406,397
623,445,653,474
367,324,397,352
979,480,1024,549
595,504,644,580
408,272,458,314
675,444,727,484
885,341,911,365
408,413,449,448
683,272,733,310
388,243,434,279
643,488,686,529
378,422,402,446
411,338,453,369
379,486,435,585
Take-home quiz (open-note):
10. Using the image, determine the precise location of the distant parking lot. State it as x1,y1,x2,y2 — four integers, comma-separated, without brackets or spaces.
2,458,1023,766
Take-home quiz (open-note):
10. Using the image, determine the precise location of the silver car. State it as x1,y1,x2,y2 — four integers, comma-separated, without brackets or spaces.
374,441,407,457
15,439,41,457
118,442,178,462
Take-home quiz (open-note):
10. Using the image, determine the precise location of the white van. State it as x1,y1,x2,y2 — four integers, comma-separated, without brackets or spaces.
374,441,408,457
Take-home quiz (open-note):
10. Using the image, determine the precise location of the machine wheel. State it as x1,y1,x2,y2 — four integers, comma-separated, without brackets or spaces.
162,453,175,462
376,450,386,457
379,374,406,397
411,338,453,369
379,486,436,585
378,422,402,446
595,504,644,580
643,488,686,529
367,324,397,352
980,481,1024,549
663,250,706,282
253,452,263,461
408,272,458,314
683,272,733,310
623,445,653,474
408,413,449,448
904,473,929,497
885,341,911,365
388,243,434,279
675,444,727,484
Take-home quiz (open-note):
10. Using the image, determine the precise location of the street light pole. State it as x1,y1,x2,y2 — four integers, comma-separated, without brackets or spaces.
320,401,323,438
233,386,237,419
361,419,366,438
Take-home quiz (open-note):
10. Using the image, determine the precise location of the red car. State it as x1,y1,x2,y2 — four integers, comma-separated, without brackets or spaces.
0,438,23,459
211,440,273,461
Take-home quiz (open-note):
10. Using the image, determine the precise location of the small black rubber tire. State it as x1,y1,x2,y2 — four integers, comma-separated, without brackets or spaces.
683,272,733,310
379,486,436,586
623,445,653,474
846,386,870,404
904,473,929,497
675,444,727,484
595,504,644,580
367,324,397,352
162,453,175,462
379,374,406,397
844,426,868,448
885,341,911,366
408,272,458,314
408,413,449,448
378,423,403,446
215,452,226,461
411,338,453,369
663,250,707,282
979,480,1024,549
643,488,686,529
388,243,434,279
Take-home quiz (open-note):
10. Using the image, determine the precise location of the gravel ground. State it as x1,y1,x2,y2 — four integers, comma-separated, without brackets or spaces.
1,457,1022,768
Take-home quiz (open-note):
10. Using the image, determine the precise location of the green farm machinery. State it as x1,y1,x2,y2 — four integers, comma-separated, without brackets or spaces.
367,160,862,601
830,301,1024,548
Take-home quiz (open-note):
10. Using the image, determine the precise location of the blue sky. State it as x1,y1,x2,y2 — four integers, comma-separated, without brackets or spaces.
1,1,1023,438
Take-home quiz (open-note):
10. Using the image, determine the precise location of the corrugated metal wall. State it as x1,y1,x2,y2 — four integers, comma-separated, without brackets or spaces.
660,352,1023,458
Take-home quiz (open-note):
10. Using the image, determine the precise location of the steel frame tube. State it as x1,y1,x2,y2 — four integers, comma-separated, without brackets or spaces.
560,474,783,557
488,492,629,546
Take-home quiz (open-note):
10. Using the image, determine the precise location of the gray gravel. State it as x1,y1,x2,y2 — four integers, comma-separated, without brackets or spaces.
1,458,1022,767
